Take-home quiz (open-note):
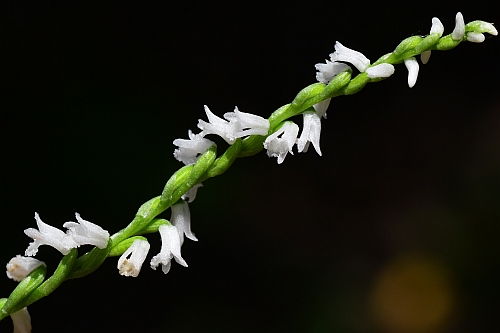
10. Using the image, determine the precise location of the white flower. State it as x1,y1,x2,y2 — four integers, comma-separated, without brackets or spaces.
404,57,419,88
197,105,239,144
452,12,465,41
10,307,31,333
366,63,395,78
263,122,299,164
6,255,45,282
477,21,498,36
225,107,270,138
117,239,150,277
182,183,203,203
171,201,198,245
467,32,485,43
430,17,445,35
297,111,322,156
173,130,215,165
24,213,77,256
63,213,109,249
315,60,351,84
313,98,331,119
150,224,188,274
330,42,371,73
421,17,444,65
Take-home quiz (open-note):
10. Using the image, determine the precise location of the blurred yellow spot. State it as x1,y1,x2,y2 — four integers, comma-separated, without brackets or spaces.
369,254,455,333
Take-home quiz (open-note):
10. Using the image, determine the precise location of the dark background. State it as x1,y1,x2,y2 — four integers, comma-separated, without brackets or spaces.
1,2,499,332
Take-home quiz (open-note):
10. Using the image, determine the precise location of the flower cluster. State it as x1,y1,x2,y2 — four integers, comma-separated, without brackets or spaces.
116,200,198,277
23,212,109,257
174,103,327,164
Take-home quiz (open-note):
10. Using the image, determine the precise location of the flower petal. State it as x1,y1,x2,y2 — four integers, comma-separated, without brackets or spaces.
467,32,485,43
404,57,419,88
452,12,465,41
366,63,395,78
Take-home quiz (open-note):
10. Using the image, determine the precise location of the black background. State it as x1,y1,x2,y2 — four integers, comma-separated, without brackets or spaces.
1,2,499,332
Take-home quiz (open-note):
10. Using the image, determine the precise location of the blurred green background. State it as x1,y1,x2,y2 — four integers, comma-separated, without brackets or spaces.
1,2,499,332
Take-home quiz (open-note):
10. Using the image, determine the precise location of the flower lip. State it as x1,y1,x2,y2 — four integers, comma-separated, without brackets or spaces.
117,239,150,277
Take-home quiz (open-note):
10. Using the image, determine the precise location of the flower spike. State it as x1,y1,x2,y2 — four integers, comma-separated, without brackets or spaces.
24,213,77,256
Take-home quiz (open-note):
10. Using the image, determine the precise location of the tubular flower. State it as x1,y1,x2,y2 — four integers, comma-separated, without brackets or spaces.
170,201,198,245
173,130,215,165
24,213,77,256
404,57,419,88
6,255,45,282
225,107,270,139
117,239,150,277
315,60,351,84
150,224,188,274
330,41,370,73
197,105,239,144
452,12,465,40
10,307,32,333
63,213,109,249
297,111,322,156
263,122,300,164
